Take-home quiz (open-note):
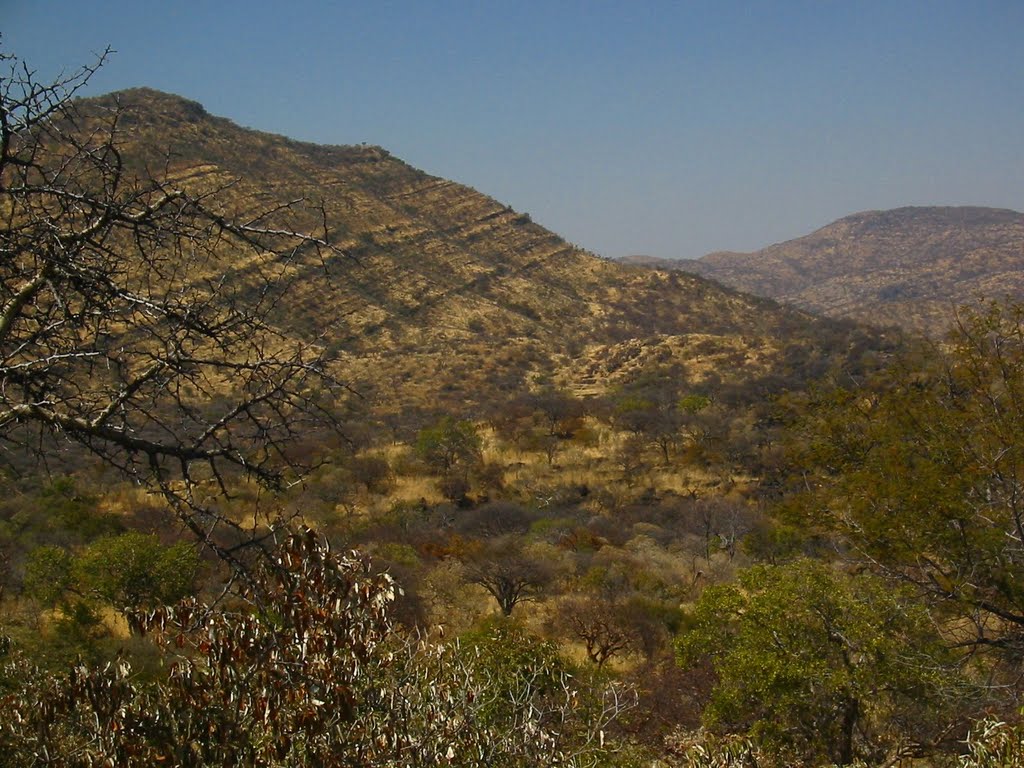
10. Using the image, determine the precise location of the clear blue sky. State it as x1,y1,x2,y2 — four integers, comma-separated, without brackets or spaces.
6,1,1023,259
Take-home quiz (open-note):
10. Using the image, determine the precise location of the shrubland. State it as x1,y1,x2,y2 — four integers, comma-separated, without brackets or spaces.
5,48,1024,767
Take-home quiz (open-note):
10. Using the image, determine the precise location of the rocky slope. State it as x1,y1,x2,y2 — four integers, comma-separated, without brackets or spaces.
80,89,890,419
683,207,1024,337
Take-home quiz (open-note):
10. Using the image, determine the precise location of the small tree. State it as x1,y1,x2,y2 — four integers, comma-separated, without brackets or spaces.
22,545,73,608
72,532,198,616
415,416,483,475
526,386,585,437
558,595,637,668
462,536,555,616
677,558,965,765
611,367,687,464
416,416,483,502
24,532,198,634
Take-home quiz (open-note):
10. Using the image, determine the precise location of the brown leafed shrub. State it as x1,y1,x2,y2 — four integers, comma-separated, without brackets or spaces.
1,528,635,766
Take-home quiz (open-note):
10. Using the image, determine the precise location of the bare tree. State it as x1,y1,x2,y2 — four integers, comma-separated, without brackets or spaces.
0,49,343,565
524,385,584,437
557,596,637,669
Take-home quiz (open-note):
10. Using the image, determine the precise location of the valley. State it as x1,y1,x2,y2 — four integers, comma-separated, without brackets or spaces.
2,78,1021,767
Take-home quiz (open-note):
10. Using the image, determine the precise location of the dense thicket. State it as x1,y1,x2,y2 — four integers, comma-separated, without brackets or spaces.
1,530,633,767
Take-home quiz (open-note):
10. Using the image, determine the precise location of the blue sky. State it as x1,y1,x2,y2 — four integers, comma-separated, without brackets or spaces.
6,1,1023,259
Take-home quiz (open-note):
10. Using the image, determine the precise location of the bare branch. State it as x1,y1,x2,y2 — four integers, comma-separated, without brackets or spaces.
0,46,347,563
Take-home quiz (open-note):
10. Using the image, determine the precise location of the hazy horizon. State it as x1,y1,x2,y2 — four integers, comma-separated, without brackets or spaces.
7,1,1023,260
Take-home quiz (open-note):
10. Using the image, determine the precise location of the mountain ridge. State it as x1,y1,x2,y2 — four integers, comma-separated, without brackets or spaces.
679,206,1024,337
73,88,892,422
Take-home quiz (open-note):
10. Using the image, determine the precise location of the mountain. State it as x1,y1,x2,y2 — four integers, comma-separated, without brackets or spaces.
682,207,1024,337
79,89,890,423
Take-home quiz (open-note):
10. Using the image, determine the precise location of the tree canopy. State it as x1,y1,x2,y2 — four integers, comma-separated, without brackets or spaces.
677,558,964,765
782,301,1024,656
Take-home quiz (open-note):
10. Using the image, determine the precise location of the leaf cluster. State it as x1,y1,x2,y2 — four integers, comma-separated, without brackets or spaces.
1,528,636,766
677,559,964,765
780,301,1024,654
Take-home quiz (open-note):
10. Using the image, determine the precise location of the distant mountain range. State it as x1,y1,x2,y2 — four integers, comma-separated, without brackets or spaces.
633,207,1024,338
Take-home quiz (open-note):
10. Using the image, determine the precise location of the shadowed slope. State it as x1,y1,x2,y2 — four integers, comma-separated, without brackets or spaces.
81,89,890,415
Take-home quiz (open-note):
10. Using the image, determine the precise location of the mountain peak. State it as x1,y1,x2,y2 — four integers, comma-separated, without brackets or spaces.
83,87,210,123
823,206,1023,235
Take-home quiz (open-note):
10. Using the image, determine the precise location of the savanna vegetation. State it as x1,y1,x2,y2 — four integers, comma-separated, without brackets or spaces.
4,48,1024,767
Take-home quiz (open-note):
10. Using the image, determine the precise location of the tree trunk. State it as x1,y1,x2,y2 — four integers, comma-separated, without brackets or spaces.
837,696,859,766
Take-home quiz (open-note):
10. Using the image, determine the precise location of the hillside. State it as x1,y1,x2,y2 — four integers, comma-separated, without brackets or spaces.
80,89,887,421
682,206,1024,337
9,80,1016,767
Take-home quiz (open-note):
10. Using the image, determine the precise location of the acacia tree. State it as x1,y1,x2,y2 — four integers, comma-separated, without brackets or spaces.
462,536,555,616
611,365,689,465
25,532,198,624
416,416,482,502
525,385,585,437
557,595,637,669
416,416,482,476
0,50,342,562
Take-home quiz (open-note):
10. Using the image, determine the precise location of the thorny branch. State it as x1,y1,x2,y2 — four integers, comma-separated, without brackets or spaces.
0,47,347,567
